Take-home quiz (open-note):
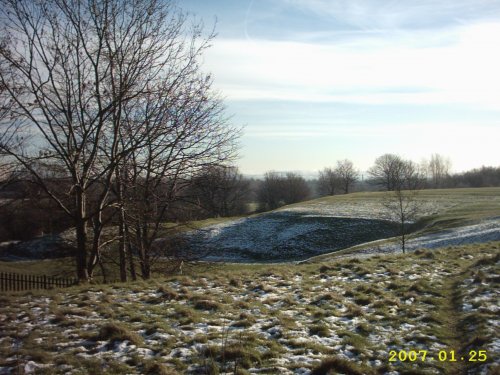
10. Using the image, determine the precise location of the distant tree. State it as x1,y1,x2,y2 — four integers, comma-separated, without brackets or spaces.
368,153,406,191
451,166,500,187
334,159,358,194
190,165,250,217
427,154,451,188
257,171,310,211
282,172,310,204
383,160,425,253
317,167,340,196
257,172,284,211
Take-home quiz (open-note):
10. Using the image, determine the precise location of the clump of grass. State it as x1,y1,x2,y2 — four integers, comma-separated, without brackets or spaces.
171,305,200,324
420,314,441,324
309,323,330,337
157,286,179,300
234,300,250,309
473,270,486,284
143,362,178,375
201,343,262,370
319,265,332,273
231,312,256,328
341,332,369,353
353,296,372,306
473,253,500,268
343,289,355,298
193,299,221,311
356,322,372,336
252,283,274,293
312,292,340,305
311,356,371,375
229,278,241,287
96,322,143,346
386,282,401,290
344,304,365,318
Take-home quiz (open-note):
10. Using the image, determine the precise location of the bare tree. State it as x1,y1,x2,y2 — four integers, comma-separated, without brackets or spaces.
427,153,451,188
257,172,285,211
283,172,310,204
334,159,358,194
383,160,425,253
117,77,238,279
0,0,238,281
0,37,20,193
368,153,407,191
317,167,340,196
190,165,250,218
257,172,310,211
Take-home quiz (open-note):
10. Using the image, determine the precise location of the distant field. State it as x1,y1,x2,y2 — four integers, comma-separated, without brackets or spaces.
1,187,499,275
186,187,500,262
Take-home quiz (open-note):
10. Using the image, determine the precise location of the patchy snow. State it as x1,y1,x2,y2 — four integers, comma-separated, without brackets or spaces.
1,243,499,374
352,217,500,257
188,212,398,262
175,193,500,263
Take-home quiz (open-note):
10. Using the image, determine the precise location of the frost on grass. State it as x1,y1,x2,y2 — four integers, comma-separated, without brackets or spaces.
1,242,498,374
457,251,500,375
189,212,398,262
183,193,500,263
356,217,500,257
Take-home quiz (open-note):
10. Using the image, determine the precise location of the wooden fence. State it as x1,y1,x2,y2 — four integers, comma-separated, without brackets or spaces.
0,272,78,292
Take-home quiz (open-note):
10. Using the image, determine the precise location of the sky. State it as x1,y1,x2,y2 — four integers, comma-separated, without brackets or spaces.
181,0,500,175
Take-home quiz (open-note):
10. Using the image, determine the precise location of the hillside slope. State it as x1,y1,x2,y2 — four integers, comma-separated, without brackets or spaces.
188,188,500,262
1,242,498,374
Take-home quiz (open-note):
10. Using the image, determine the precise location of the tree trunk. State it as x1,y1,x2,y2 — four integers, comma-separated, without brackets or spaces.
124,221,137,281
118,211,127,282
75,189,89,282
87,217,103,280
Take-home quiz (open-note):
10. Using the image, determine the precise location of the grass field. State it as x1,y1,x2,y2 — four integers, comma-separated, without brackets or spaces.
0,242,498,374
0,188,499,374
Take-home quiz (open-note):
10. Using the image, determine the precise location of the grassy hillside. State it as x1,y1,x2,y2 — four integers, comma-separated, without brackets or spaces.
0,241,499,374
182,187,500,263
0,188,499,373
283,187,500,224
1,187,499,276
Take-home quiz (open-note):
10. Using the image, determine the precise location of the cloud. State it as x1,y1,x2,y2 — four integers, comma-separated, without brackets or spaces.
204,21,500,110
281,0,500,29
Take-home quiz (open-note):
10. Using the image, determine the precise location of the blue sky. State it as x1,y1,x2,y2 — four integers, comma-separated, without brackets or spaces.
182,0,500,175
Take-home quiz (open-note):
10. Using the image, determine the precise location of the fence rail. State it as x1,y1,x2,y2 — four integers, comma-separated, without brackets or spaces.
0,272,77,292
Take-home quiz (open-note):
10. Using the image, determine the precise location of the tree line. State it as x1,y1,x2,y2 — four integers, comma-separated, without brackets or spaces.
0,0,241,281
